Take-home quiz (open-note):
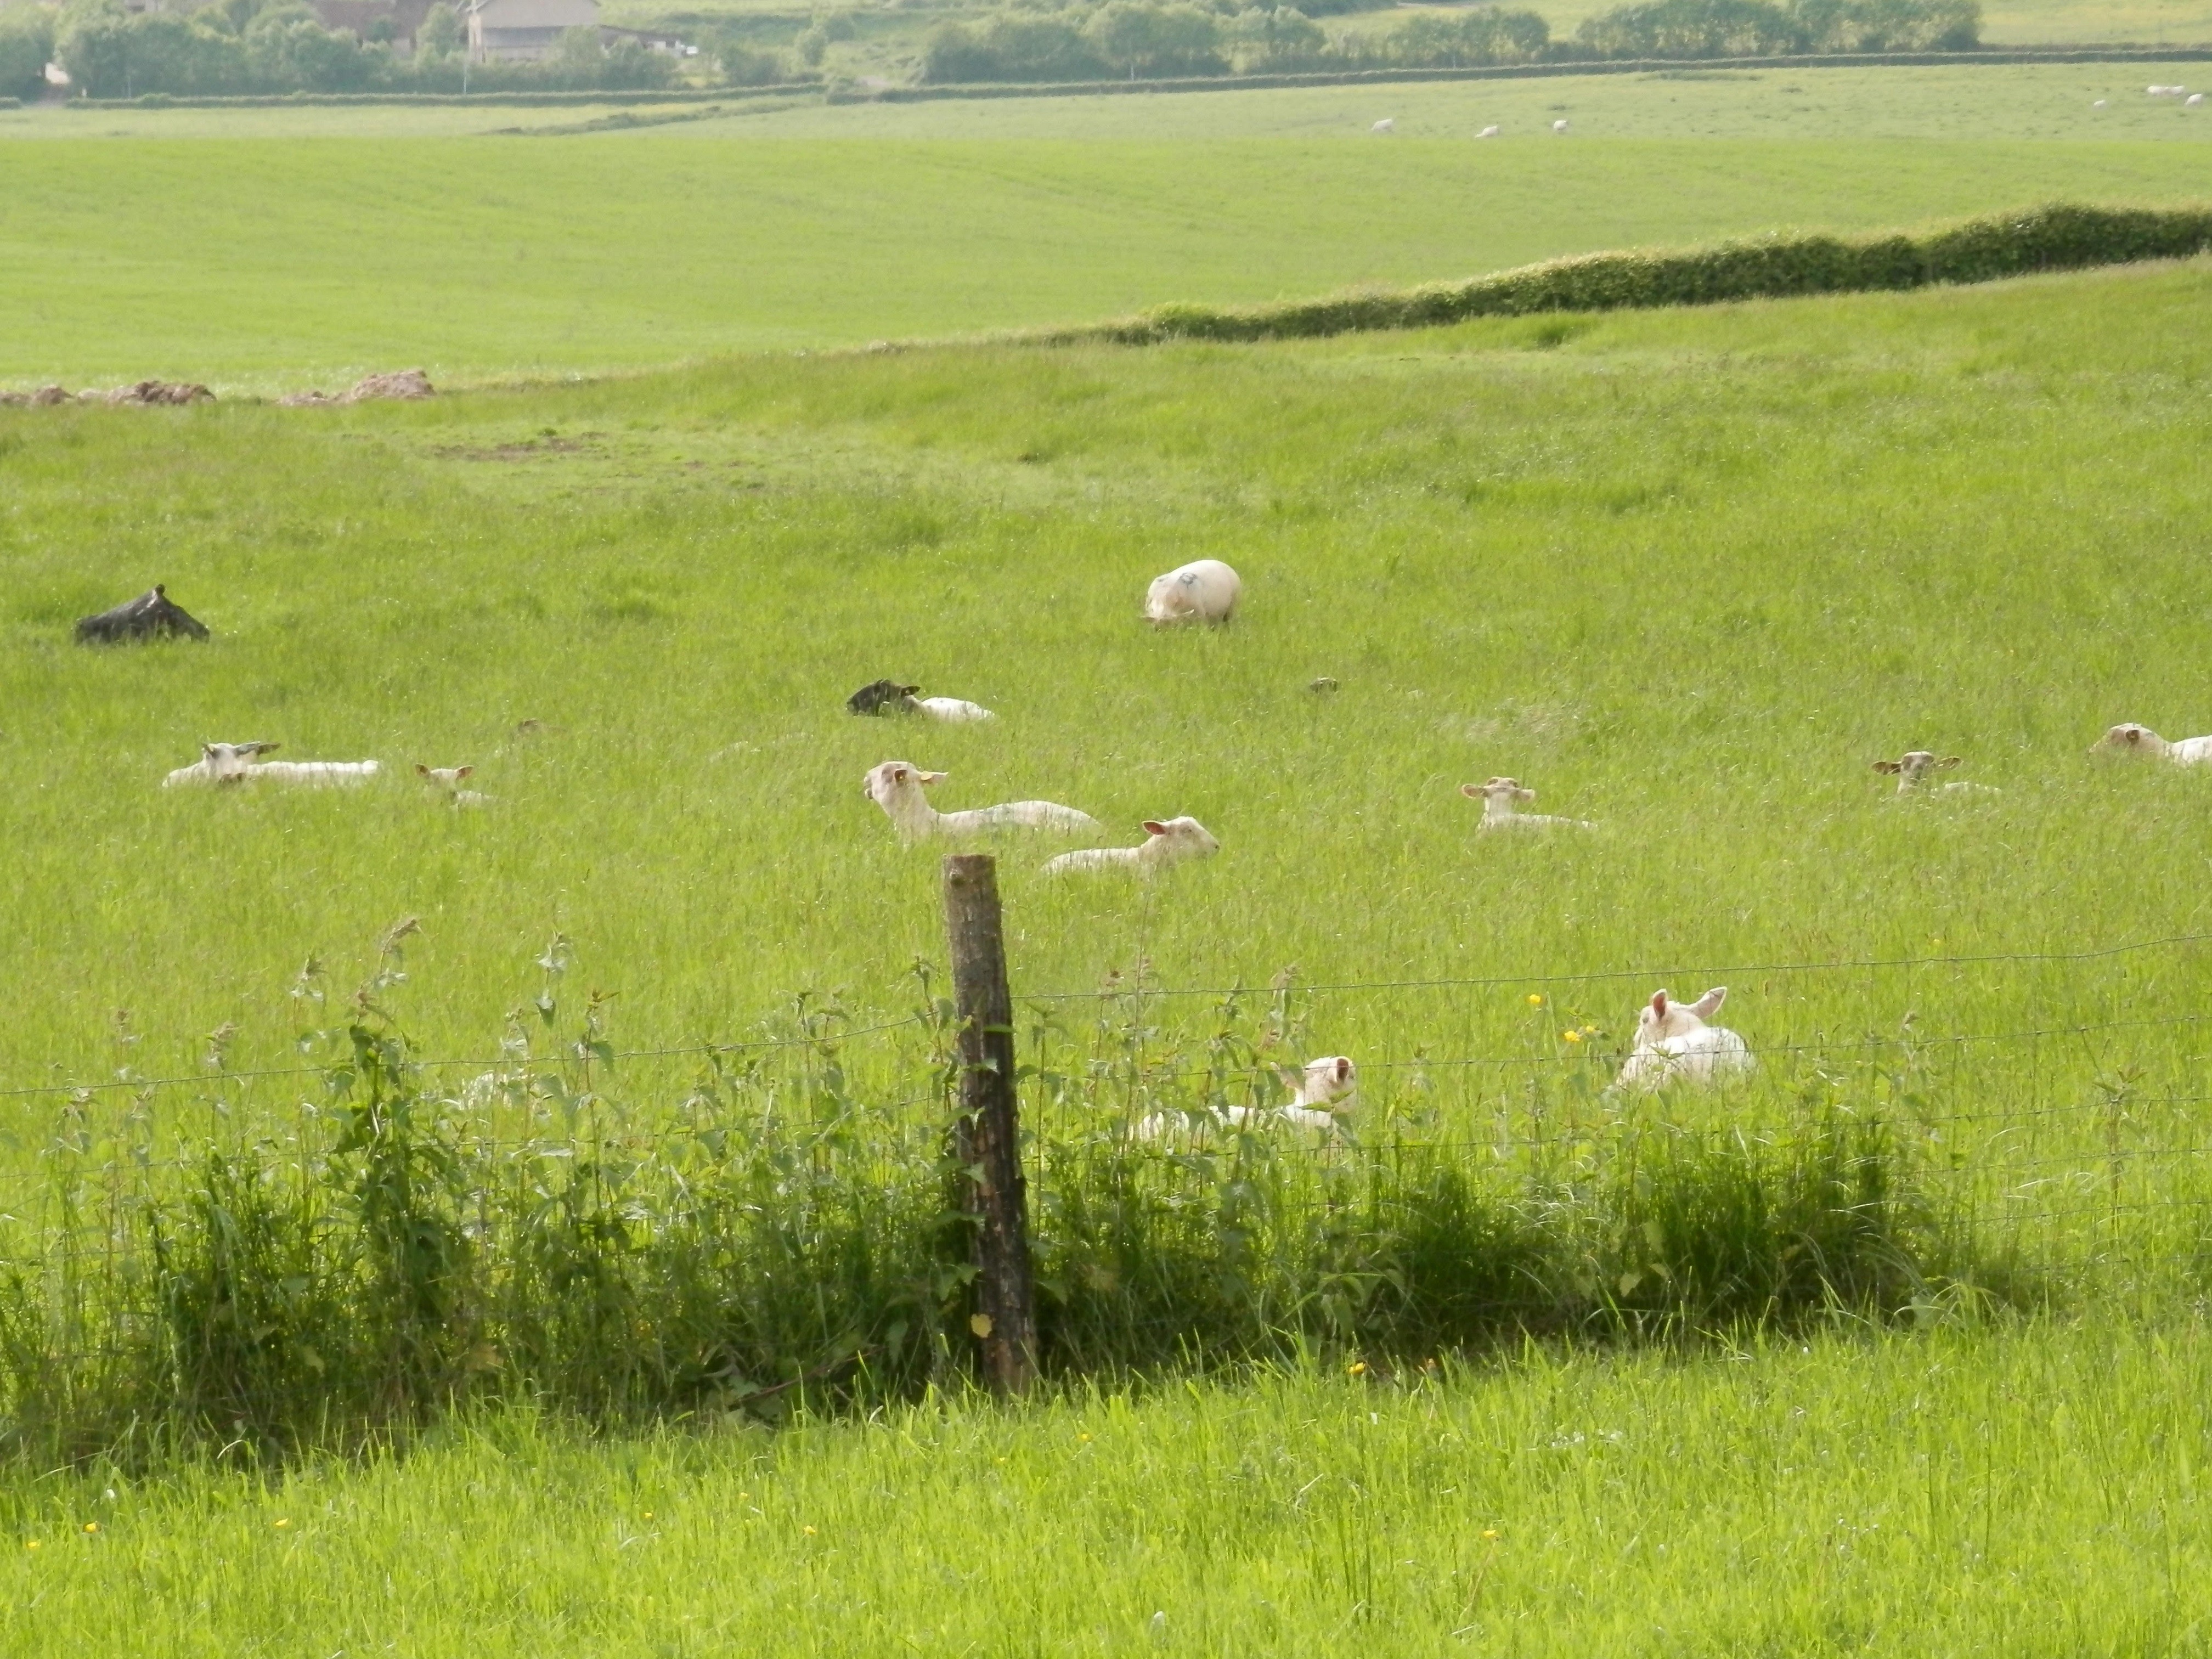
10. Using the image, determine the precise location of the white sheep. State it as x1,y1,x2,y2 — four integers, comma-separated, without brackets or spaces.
2093,98,2108,107
1143,558,1242,626
1042,816,1218,876
1138,1056,1358,1141
862,760,1102,844
2090,723,2212,765
1552,118,1570,133
1461,776,1596,830
1871,751,1998,795
1613,988,1754,1093
1372,118,1395,133
2190,93,2205,105
163,741,279,787
1477,123,1500,137
249,759,380,787
416,763,492,807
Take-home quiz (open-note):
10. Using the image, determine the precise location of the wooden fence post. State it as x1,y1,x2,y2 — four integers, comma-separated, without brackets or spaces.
941,853,1039,1395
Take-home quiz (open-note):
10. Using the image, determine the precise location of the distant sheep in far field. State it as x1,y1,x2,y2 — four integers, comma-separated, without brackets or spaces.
164,741,278,787
863,760,1101,843
163,743,378,788
1372,118,1395,132
1042,816,1218,877
2090,723,2212,765
1477,124,1500,137
1552,118,1570,133
1144,559,1241,626
2190,93,2205,105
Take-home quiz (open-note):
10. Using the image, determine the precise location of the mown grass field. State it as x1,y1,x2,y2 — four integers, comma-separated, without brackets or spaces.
2,61,2210,388
9,1317,2212,1655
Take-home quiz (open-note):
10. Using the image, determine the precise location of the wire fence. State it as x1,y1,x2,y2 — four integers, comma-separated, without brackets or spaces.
2,930,2210,1442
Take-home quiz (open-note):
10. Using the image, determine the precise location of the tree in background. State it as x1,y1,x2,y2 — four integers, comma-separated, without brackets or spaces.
920,13,1103,81
1224,5,1325,72
1793,0,1978,49
1082,2,1226,77
1575,0,1798,56
0,2,57,99
417,1,461,57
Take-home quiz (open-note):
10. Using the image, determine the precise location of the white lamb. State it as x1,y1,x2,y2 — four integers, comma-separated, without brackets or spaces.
163,741,279,787
1871,751,1998,795
2090,723,2212,765
1613,988,1754,1093
416,763,492,807
1372,118,1395,133
1552,118,1570,133
2190,93,2205,105
862,760,1102,844
1477,124,1500,137
1143,558,1242,626
1041,816,1218,876
1138,1056,1358,1141
249,759,380,787
1462,776,1596,830
915,697,995,723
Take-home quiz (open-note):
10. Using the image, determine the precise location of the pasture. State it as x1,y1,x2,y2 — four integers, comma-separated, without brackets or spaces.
9,1318,2212,1654
3,60,2212,388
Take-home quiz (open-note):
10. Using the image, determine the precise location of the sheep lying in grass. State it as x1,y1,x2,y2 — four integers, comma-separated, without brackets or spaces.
1144,558,1241,626
1042,816,1218,877
1462,777,1596,830
1477,124,1500,138
1138,1056,1359,1141
846,680,996,723
1871,751,1999,795
416,764,492,807
2090,723,2212,764
862,761,1102,844
1613,988,1753,1092
165,743,379,788
163,741,279,787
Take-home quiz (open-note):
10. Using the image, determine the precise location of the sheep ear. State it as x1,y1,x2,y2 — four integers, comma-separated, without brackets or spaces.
889,765,909,782
456,766,473,780
1689,987,1726,1019
1142,820,1168,836
1938,756,1961,770
415,764,431,776
1460,783,1481,798
919,771,946,785
901,685,922,697
1334,1057,1352,1084
1649,991,1668,1017
1872,760,1900,774
1515,787,1536,803
255,743,280,755
202,743,216,759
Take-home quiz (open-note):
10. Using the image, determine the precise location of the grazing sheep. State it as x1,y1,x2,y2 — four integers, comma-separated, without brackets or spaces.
1872,751,1999,795
846,680,996,722
1613,988,1753,1093
1462,776,1596,830
163,741,278,787
2191,93,2205,105
416,764,492,807
1309,676,1340,694
1143,558,1242,626
2090,723,2212,765
1552,118,1570,132
1372,117,1395,132
1477,124,1500,137
1139,1056,1358,1140
862,761,1101,843
1042,816,1218,876
2093,98,2108,107
76,584,210,645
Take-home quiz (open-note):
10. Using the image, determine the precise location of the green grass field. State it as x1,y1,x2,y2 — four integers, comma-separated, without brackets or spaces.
3,62,2210,390
8,59,2212,1650
9,1317,2212,1655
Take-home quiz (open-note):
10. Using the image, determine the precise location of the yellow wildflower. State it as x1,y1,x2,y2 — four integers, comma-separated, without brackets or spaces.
24,1541,38,1551
274,1519,290,1530
82,1523,98,1535
1482,1528,1500,1541
1527,994,1544,1007
803,1526,817,1536
1348,1360,1367,1376
1562,1030,1582,1043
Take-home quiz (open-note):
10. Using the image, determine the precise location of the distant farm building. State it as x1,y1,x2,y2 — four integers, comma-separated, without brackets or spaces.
466,0,600,61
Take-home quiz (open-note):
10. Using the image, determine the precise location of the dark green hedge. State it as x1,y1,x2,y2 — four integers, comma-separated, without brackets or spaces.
1036,204,2212,347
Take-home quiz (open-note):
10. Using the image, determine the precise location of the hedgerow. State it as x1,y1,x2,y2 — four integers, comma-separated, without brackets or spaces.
1028,204,2212,346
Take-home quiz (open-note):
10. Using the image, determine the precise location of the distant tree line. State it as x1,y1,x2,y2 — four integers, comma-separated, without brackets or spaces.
919,0,1978,84
4,0,723,99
